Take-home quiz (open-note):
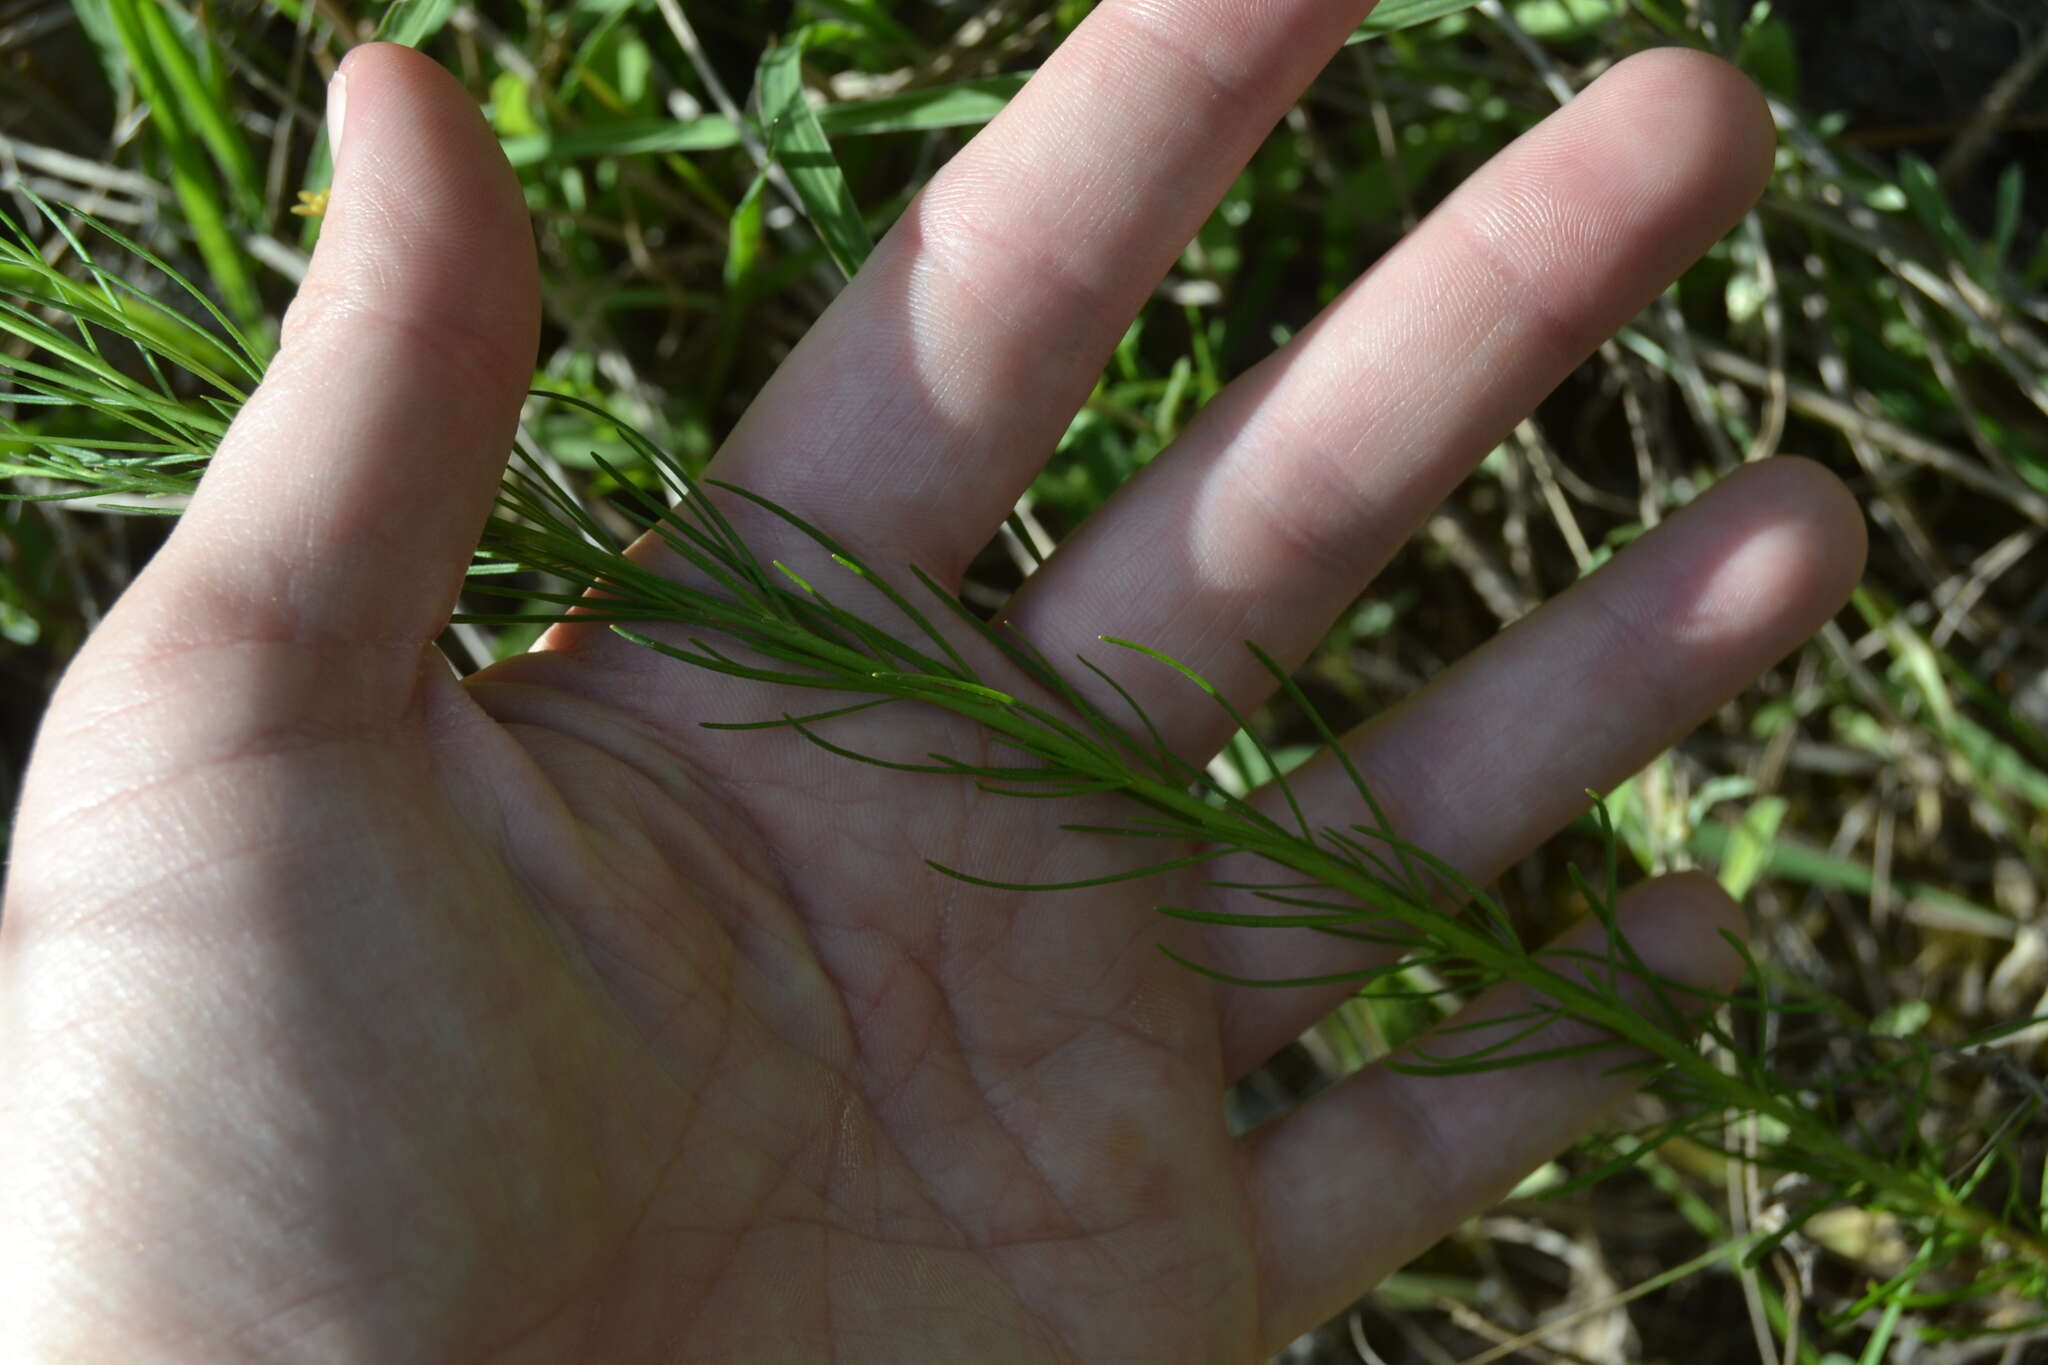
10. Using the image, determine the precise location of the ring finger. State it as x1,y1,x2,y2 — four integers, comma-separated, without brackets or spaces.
1203,455,1866,1076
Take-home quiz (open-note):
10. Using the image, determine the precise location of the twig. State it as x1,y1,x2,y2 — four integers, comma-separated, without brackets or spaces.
1452,1239,1750,1365
1764,194,2048,422
0,135,166,202
1515,421,1594,572
1930,529,2038,650
1424,505,1537,625
1677,339,2048,529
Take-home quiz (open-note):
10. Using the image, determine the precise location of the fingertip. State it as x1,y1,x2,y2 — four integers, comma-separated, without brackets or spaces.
306,42,538,363
1750,454,1871,600
332,39,463,88
324,44,456,164
1593,455,1863,672
1708,456,1870,637
1618,869,1747,995
1440,45,1782,365
1245,864,1754,1346
1579,46,1778,224
1605,46,1777,191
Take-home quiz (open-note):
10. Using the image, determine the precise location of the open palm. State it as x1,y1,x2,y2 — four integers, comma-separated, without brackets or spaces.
2,20,1863,1365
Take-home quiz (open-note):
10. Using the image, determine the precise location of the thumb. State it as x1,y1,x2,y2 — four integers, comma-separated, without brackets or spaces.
134,42,539,657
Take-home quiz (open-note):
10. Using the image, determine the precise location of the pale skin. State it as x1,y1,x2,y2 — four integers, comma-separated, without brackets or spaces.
0,12,1866,1363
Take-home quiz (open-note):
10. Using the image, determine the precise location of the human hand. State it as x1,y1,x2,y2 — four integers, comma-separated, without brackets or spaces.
1,18,1863,1363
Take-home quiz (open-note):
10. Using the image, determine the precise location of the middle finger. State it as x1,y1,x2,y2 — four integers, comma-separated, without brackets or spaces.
707,0,1382,581
1003,49,1779,758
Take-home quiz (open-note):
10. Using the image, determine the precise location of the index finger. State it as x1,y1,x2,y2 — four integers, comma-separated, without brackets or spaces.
707,0,1382,580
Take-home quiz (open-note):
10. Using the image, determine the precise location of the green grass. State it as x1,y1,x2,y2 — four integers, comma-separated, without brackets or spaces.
2,1,2046,1360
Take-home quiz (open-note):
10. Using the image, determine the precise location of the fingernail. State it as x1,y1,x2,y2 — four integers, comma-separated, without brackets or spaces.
327,70,348,160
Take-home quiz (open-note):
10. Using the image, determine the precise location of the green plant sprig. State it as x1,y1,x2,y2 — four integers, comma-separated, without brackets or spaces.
470,390,2048,1289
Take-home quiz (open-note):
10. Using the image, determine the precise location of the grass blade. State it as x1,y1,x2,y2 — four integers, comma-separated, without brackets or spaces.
1350,0,1486,41
756,28,874,280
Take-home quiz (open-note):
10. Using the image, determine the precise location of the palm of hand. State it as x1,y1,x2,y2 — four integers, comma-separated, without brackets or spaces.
16,625,1253,1361
2,24,1863,1365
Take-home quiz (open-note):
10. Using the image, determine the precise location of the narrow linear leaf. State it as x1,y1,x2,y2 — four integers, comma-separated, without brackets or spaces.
1349,0,1487,42
131,0,263,222
377,0,459,47
757,29,874,280
499,74,1034,169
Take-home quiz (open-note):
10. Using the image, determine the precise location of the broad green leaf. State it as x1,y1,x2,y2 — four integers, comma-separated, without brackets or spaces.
757,29,874,280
